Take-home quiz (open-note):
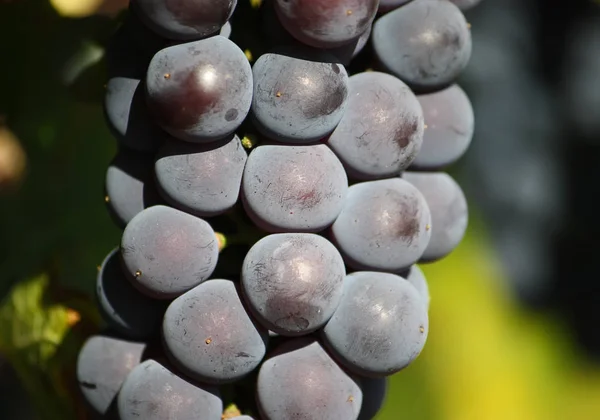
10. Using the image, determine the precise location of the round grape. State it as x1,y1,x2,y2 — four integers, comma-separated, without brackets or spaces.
120,205,218,299
330,178,431,272
403,264,430,310
323,271,429,376
242,144,348,233
241,233,345,336
403,171,468,262
154,135,247,217
372,0,472,91
146,36,252,143
117,359,223,420
251,52,349,143
450,0,483,10
162,279,268,384
378,0,414,13
358,377,388,420
257,338,362,420
327,71,424,180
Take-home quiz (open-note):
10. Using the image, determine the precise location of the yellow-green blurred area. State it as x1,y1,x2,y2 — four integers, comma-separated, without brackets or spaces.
1,0,600,419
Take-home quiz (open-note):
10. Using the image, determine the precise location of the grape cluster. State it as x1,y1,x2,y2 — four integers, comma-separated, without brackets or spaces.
79,0,480,418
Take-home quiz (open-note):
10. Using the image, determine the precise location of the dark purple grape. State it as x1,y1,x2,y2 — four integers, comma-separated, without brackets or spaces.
358,377,388,420
162,279,268,384
378,0,414,13
251,52,349,143
330,178,431,272
242,144,348,233
131,0,236,40
96,248,166,339
241,233,345,336
450,0,483,10
404,264,430,310
154,135,247,217
372,0,472,91
105,148,162,228
322,271,429,376
146,36,252,143
257,338,362,420
403,171,468,262
410,84,474,169
274,0,379,48
120,205,219,299
326,71,424,180
117,359,223,420
76,335,146,416
104,77,168,153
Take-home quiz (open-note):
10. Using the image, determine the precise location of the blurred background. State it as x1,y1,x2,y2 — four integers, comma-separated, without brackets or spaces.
1,0,600,418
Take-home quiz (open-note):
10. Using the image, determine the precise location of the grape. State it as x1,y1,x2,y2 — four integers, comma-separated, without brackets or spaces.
154,135,247,217
242,144,348,233
326,71,424,180
120,205,219,299
330,178,431,272
105,148,162,228
449,0,482,10
104,77,168,153
274,0,379,48
241,233,345,336
378,0,414,13
257,338,362,420
131,0,236,40
403,172,468,262
96,248,166,339
117,359,223,420
76,335,146,416
251,51,349,143
410,84,474,169
220,21,232,39
162,279,268,384
403,264,430,310
372,0,472,91
146,36,252,143
358,377,388,420
322,271,429,376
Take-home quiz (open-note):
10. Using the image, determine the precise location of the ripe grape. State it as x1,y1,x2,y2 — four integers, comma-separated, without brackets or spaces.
251,51,349,143
449,0,483,10
372,0,472,91
403,264,430,310
411,84,474,170
330,178,431,272
146,36,252,143
378,0,414,13
327,71,424,180
117,359,223,420
162,279,268,384
241,233,345,336
242,144,348,233
154,135,247,217
257,338,362,420
120,205,219,299
322,271,429,376
403,171,468,262
358,377,388,420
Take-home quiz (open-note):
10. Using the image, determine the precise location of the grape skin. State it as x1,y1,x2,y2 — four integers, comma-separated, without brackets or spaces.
251,52,349,143
274,0,379,48
131,0,236,40
120,205,219,299
372,0,472,91
257,338,362,420
154,135,247,217
358,377,388,420
322,272,429,377
449,0,483,11
327,71,424,180
403,264,431,310
378,0,414,13
105,148,162,228
117,359,223,420
146,36,252,143
96,248,166,339
162,279,268,384
403,171,468,262
76,335,146,416
241,233,346,336
242,144,348,233
411,84,474,170
330,178,431,272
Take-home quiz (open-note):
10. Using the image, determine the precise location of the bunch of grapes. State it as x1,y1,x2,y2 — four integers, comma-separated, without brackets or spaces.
77,0,480,418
